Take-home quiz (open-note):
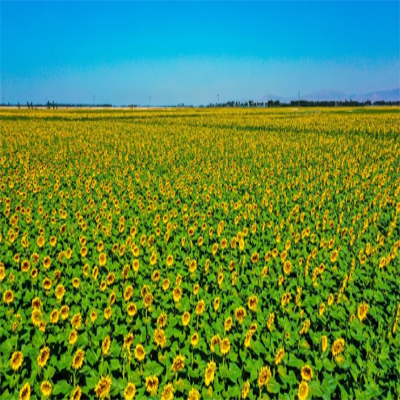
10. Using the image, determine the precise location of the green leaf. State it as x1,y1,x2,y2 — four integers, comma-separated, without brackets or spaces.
228,363,242,383
53,380,72,395
267,377,281,394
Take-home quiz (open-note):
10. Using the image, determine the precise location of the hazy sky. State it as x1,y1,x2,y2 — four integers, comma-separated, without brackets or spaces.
1,1,399,105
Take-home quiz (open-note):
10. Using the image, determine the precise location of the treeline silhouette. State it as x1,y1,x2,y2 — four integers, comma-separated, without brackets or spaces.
0,102,112,109
1,100,399,109
207,100,400,108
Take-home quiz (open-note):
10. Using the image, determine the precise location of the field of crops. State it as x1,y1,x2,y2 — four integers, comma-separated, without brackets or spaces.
0,107,399,400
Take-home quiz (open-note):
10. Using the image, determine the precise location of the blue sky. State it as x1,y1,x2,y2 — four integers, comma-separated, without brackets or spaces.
1,1,399,105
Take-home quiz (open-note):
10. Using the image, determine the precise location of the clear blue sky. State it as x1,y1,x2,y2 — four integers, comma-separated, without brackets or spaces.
1,1,399,105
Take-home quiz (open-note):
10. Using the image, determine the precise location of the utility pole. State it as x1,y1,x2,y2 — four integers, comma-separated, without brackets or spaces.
217,94,219,105
298,91,300,107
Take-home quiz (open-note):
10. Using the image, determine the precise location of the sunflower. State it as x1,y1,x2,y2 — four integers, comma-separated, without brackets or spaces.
32,309,42,326
301,365,313,382
161,383,174,400
241,381,250,399
90,309,98,323
319,303,325,317
204,360,216,387
99,253,107,266
235,307,246,323
224,316,233,332
127,303,137,317
220,338,230,355
173,287,182,303
210,335,221,352
80,246,88,258
330,250,338,263
182,311,190,327
152,270,160,281
122,265,130,279
72,277,80,289
95,375,112,398
246,321,256,334
134,344,146,361
32,297,42,310
162,278,170,291
102,336,111,355
61,305,70,320
104,307,112,320
157,312,167,328
124,383,136,400
188,388,200,400
154,328,167,348
150,253,157,266
50,309,59,324
143,293,154,308
145,376,159,396
357,302,369,322
298,381,309,400
328,294,334,306
69,330,78,346
212,243,218,255
37,235,45,247
43,278,52,291
244,331,253,348
171,354,185,372
40,381,52,397
248,296,258,311
191,332,199,347
0,265,6,282
72,349,85,370
19,382,31,400
189,259,197,273
92,267,99,280
10,351,24,371
21,260,31,272
3,289,14,304
217,271,223,286
331,338,345,357
55,284,65,300
195,299,205,315
71,386,82,400
283,261,292,275
166,255,174,267
71,313,82,330
132,259,140,272
193,284,199,295
39,319,46,333
214,297,220,311
106,272,115,285
38,347,50,368
261,266,268,278
258,366,271,387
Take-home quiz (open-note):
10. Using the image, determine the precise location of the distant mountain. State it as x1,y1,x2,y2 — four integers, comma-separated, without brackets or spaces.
301,90,348,101
260,94,289,102
253,88,399,104
350,88,400,102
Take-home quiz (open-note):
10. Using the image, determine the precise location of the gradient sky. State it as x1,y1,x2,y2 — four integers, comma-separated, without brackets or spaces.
1,1,399,105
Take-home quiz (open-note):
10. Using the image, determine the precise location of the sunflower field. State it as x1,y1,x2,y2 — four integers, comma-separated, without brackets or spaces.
0,107,399,400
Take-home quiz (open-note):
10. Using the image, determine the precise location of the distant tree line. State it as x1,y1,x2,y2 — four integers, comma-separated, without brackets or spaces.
0,102,113,109
207,100,400,108
1,100,399,109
